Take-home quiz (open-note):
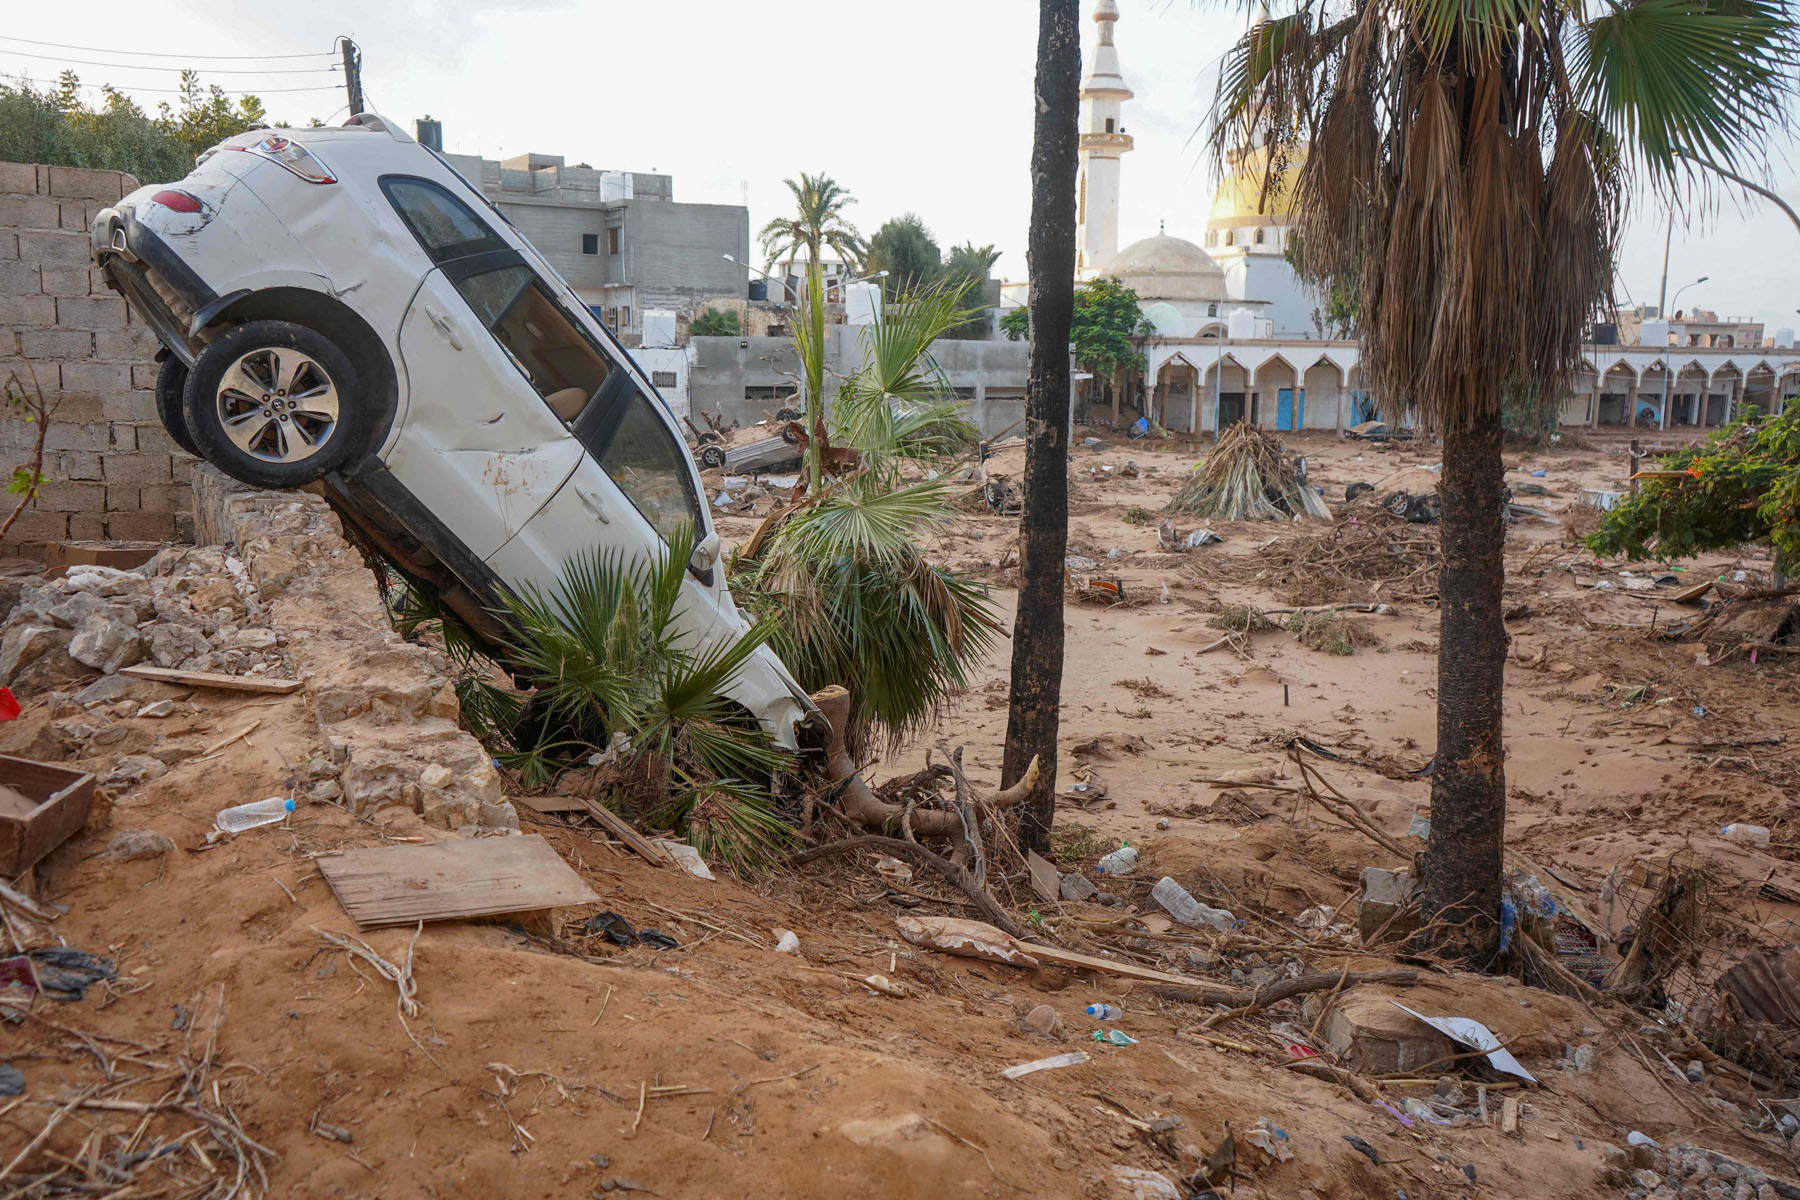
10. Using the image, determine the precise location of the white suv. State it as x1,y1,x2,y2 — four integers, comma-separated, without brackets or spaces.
91,113,816,749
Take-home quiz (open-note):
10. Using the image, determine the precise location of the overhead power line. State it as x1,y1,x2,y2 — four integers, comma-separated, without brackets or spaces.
0,34,335,60
0,48,336,74
7,73,342,96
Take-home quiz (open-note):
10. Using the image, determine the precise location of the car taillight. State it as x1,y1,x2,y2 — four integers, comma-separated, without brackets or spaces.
232,134,336,184
150,189,203,213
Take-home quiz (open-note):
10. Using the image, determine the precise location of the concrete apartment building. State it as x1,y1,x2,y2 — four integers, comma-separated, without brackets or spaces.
428,125,748,343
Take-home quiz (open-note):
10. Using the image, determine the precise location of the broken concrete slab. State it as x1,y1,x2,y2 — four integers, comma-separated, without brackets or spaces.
1359,866,1420,945
68,615,143,674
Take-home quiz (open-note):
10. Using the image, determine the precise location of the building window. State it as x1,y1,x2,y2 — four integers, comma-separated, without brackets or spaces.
621,305,632,328
1225,230,1236,247
651,370,678,388
1254,228,1265,244
608,227,621,255
582,233,599,255
1105,117,1115,133
1208,303,1218,317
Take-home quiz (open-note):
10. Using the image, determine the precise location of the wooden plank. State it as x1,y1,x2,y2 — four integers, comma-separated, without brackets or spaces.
1026,850,1062,905
517,795,590,815
1020,940,1217,988
120,666,302,694
1669,580,1714,604
1500,1096,1520,1135
316,834,599,929
578,797,673,867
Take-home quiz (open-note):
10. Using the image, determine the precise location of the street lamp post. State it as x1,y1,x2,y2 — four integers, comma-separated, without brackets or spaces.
1659,275,1709,431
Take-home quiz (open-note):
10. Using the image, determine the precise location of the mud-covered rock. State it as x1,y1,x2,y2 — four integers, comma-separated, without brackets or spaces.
69,615,143,674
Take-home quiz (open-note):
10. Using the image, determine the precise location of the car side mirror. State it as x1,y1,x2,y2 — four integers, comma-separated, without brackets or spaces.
690,531,721,573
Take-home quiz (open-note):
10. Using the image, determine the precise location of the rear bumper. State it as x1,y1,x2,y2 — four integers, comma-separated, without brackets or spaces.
91,206,226,366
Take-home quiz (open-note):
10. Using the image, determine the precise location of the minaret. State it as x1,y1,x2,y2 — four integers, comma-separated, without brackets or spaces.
1076,0,1134,275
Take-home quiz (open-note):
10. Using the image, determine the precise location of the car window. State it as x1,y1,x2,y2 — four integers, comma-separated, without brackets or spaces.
450,265,613,422
382,177,508,264
599,387,703,546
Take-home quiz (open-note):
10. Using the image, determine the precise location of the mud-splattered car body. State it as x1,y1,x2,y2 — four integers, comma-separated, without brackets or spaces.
91,113,816,748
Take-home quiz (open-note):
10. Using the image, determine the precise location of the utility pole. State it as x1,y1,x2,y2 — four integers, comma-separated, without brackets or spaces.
339,37,364,117
1655,212,1673,317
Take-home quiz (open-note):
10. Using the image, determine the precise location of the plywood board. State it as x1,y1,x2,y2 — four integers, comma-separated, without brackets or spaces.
1026,850,1062,904
579,797,673,867
316,835,598,929
516,795,590,814
120,665,302,694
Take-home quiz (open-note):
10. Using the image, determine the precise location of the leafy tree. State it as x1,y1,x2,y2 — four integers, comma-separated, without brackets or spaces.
0,72,268,184
757,172,866,278
1000,276,1152,377
1212,0,1797,958
1589,407,1800,575
941,242,1002,338
689,308,741,338
733,278,998,758
864,214,942,298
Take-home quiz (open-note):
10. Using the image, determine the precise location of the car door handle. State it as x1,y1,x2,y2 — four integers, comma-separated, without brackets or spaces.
423,305,462,350
575,486,610,523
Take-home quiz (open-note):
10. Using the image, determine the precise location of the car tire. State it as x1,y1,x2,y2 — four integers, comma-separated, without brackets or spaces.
154,357,201,457
181,320,366,488
698,445,727,469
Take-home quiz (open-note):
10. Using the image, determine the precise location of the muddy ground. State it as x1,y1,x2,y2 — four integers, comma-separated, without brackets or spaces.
2,426,1797,1199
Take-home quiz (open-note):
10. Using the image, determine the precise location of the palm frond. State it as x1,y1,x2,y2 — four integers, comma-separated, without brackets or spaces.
773,478,956,565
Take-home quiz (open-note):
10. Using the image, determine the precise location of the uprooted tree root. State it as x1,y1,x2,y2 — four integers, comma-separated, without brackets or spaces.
1287,609,1381,655
1192,514,1440,606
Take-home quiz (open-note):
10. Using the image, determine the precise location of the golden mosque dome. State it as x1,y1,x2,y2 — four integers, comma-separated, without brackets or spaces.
1208,143,1307,228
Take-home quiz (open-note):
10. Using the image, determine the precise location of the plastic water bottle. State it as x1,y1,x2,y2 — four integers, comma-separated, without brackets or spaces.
1093,1029,1137,1046
1085,1003,1122,1021
1096,845,1138,876
1721,823,1771,846
1151,876,1238,931
216,796,295,834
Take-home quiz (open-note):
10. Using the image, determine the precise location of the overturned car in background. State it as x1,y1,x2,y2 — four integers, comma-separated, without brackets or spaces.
91,113,817,748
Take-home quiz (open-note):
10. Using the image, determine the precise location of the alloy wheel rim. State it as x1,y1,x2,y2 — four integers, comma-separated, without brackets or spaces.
214,347,339,464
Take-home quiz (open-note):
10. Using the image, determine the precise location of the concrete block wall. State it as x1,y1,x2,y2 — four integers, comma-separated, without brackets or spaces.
0,160,193,559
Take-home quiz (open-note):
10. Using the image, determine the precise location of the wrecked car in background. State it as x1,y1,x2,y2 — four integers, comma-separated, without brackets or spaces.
90,113,816,748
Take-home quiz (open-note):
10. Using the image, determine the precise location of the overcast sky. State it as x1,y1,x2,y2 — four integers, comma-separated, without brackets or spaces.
6,0,1796,333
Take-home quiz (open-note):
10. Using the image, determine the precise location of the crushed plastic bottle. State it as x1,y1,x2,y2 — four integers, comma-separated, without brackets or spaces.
1096,845,1138,876
1085,1003,1122,1021
1721,823,1771,846
1150,876,1237,931
215,796,294,834
1092,1029,1137,1046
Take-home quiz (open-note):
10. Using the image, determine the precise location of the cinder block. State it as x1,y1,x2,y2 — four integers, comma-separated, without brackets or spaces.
109,424,136,453
172,510,195,542
103,485,139,511
59,203,89,233
57,451,103,481
32,481,105,513
46,165,125,202
129,363,158,390
100,453,170,484
43,423,111,452
133,424,185,455
101,392,154,423
54,295,126,331
39,265,90,297
59,361,130,393
5,510,68,543
95,327,158,362
0,196,61,231
106,511,174,541
0,162,36,195
18,229,91,265
0,232,17,260
0,295,56,327
136,483,191,512
19,329,92,360
1358,867,1421,945
67,514,106,541
48,394,104,424
0,262,39,295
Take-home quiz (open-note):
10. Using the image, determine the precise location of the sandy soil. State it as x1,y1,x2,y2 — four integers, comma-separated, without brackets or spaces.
4,426,1798,1199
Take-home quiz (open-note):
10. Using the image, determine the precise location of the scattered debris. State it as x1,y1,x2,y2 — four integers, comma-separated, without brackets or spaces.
0,756,95,875
1390,1003,1537,1083
1167,424,1332,521
896,916,1041,967
1001,1051,1088,1080
117,664,302,693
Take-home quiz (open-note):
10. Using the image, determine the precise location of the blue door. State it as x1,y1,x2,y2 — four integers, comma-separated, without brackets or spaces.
1276,387,1305,430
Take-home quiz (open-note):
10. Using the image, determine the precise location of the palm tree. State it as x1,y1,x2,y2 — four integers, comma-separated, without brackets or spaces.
1211,0,1797,956
1003,0,1082,854
757,172,867,281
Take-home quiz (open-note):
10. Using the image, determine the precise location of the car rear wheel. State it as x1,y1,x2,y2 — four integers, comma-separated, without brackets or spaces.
182,320,365,488
698,445,726,469
154,356,200,457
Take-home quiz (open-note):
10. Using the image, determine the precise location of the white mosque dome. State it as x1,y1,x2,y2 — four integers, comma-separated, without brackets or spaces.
1103,233,1227,302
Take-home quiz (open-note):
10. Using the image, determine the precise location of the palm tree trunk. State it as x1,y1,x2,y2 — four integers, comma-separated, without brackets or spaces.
1420,404,1508,957
1004,0,1080,854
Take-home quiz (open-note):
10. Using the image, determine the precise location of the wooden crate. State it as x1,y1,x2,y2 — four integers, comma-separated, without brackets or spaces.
0,756,96,876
